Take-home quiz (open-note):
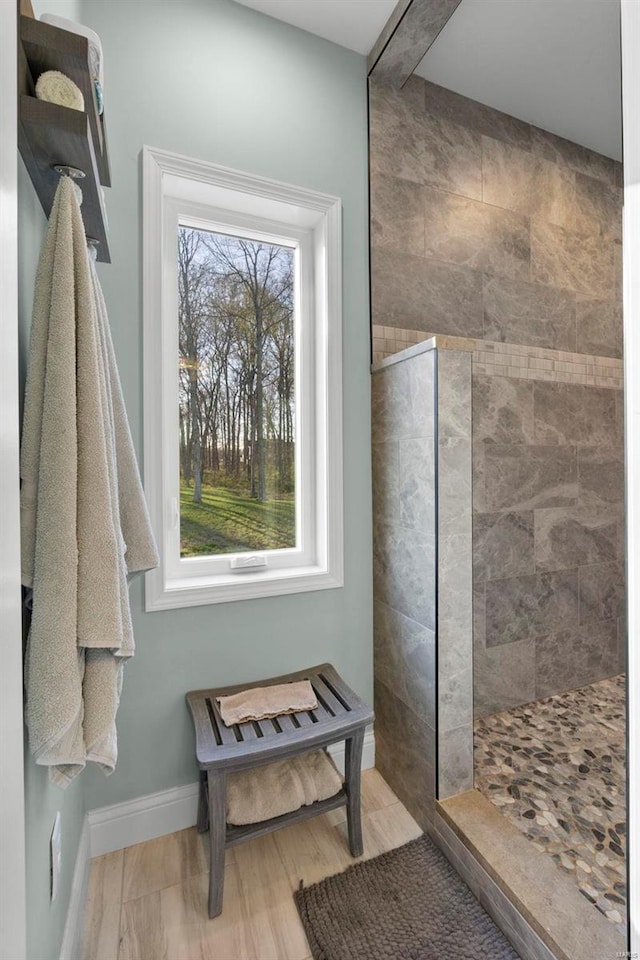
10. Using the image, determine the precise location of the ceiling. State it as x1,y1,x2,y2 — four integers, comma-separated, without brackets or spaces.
416,0,622,161
234,0,397,56
234,0,622,161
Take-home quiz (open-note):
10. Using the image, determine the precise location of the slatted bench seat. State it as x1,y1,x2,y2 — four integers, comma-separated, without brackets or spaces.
186,662,374,918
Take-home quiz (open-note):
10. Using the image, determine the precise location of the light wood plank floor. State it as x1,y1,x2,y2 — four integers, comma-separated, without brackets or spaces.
83,769,422,960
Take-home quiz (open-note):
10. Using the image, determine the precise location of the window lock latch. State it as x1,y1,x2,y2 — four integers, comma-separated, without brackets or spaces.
229,555,268,573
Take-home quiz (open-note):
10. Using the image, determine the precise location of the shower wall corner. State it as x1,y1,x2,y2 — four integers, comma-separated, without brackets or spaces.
371,341,474,829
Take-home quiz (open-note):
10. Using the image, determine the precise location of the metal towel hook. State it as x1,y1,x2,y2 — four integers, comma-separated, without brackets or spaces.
52,164,86,180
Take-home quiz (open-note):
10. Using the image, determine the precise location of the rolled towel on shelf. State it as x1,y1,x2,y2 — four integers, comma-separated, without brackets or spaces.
217,679,318,726
35,70,84,111
40,13,105,114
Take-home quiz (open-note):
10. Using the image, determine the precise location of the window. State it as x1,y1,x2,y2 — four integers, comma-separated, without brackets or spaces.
178,225,297,559
143,147,343,609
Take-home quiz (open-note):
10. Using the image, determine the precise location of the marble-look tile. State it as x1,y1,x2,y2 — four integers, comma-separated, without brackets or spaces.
374,676,436,829
374,599,403,700
371,350,434,442
579,561,625,625
437,350,472,438
473,580,486,648
439,668,473,733
531,220,615,298
571,173,622,242
483,274,576,352
485,570,578,646
438,435,473,678
370,85,482,200
374,600,436,728
533,382,617,447
370,173,426,256
529,126,616,186
473,638,536,717
371,248,484,336
614,241,623,301
473,511,535,580
371,440,400,526
472,375,535,445
576,298,623,359
438,528,473,673
482,136,576,228
472,443,487,513
369,82,433,185
373,519,436,631
370,0,463,90
438,437,472,523
398,437,435,534
578,447,625,507
419,112,483,200
483,444,578,512
535,621,619,698
534,504,620,572
423,186,530,280
369,75,426,118
422,78,532,150
439,723,474,798
618,617,628,673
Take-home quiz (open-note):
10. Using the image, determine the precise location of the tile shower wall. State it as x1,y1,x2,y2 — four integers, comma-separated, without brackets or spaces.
369,75,625,716
437,350,474,796
372,344,474,824
473,377,625,714
372,348,437,827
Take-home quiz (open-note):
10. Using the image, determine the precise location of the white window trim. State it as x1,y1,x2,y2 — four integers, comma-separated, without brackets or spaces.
142,145,344,610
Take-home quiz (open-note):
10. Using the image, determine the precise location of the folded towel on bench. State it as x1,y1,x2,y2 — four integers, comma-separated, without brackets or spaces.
217,679,318,726
226,749,342,825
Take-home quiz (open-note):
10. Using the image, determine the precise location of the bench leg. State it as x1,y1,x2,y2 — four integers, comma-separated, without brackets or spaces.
345,727,365,857
197,771,209,833
207,769,227,919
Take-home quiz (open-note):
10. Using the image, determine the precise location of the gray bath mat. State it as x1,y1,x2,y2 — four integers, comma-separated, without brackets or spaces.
295,834,521,960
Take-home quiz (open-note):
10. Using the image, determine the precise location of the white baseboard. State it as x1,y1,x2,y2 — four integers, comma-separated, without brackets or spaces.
88,729,375,858
59,818,91,960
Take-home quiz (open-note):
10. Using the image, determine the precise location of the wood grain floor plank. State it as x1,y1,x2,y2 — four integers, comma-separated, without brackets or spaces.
274,812,356,890
325,767,400,826
83,850,124,960
122,827,208,902
118,891,164,960
335,800,423,859
89,770,420,960
233,832,310,960
161,854,256,960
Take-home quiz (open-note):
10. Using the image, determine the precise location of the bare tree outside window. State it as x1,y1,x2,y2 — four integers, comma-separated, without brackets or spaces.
177,225,296,557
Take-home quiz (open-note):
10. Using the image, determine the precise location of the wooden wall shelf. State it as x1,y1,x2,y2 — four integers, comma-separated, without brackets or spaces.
19,96,111,262
18,13,111,263
20,15,110,187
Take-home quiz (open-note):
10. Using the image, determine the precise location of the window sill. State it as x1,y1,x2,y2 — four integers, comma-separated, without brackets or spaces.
144,564,343,611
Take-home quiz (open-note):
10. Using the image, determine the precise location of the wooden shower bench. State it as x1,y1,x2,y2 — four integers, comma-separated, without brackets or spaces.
186,663,374,918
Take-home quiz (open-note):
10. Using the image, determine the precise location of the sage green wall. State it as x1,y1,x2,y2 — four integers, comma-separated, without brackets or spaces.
19,1,370,954
20,7,87,959
78,0,372,809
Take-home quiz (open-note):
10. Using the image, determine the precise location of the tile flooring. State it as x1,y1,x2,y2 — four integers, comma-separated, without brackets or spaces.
83,769,422,960
474,674,626,936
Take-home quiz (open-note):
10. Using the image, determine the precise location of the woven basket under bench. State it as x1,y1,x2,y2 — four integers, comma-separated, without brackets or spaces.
186,662,374,918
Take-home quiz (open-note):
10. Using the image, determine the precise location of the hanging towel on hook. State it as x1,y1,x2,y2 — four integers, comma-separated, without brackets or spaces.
20,176,159,787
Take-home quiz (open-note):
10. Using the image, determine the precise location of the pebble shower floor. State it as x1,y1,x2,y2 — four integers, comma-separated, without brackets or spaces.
474,675,626,936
